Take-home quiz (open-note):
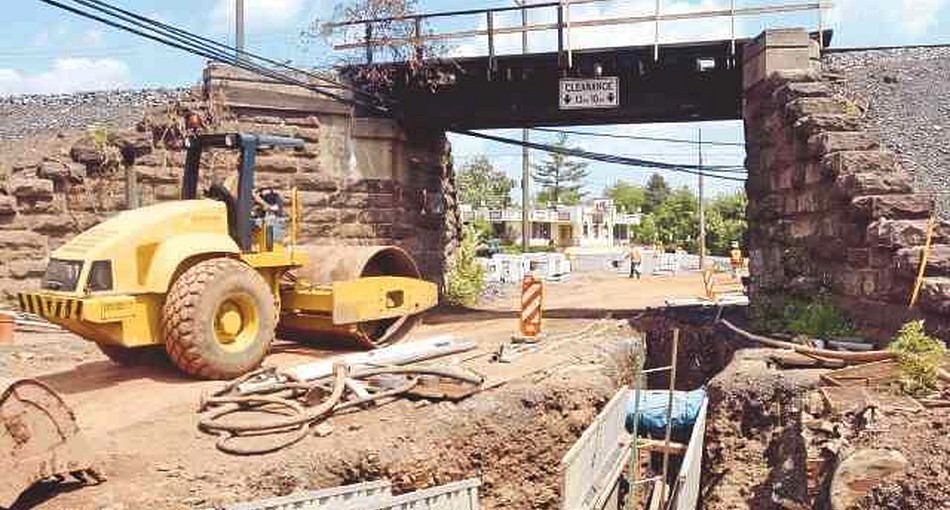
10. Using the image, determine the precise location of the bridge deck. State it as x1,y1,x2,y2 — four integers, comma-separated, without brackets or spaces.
346,39,751,130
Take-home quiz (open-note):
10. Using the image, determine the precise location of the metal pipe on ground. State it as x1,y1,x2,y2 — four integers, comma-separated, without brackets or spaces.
719,319,950,382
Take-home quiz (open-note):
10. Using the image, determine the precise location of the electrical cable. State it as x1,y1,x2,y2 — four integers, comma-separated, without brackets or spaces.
35,0,389,114
75,0,383,105
69,0,370,106
531,126,746,147
452,129,747,182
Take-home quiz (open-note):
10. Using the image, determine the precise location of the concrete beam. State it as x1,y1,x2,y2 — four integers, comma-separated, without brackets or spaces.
203,63,352,116
743,28,820,91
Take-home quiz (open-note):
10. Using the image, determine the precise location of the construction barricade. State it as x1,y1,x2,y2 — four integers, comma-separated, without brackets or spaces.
519,274,544,338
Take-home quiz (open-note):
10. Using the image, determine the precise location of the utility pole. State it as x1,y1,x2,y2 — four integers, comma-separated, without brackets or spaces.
235,0,245,60
517,0,530,251
698,128,706,270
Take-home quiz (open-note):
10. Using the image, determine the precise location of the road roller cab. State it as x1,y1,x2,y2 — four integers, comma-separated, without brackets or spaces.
18,133,438,379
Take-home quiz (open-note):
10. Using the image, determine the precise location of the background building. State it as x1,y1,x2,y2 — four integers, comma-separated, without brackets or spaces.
461,198,641,248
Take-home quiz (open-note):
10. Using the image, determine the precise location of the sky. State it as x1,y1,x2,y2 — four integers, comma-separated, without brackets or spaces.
3,0,950,199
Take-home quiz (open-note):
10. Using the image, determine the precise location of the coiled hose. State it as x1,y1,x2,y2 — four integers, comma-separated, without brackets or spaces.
198,364,483,455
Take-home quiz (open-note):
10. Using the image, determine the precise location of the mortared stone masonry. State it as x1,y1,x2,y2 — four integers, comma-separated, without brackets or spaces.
0,64,461,301
744,29,950,343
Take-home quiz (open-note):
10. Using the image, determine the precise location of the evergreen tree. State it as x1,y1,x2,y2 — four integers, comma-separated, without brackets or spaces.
531,133,589,206
643,173,671,213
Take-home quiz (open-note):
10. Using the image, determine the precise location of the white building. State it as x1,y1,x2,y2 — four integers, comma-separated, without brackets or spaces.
460,198,641,248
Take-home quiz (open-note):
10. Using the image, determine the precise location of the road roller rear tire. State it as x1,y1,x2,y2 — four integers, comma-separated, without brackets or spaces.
162,258,275,379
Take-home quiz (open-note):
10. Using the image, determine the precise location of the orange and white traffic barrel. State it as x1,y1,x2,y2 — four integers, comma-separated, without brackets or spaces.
519,274,544,338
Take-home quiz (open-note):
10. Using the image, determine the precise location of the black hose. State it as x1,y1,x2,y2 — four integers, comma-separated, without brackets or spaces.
198,364,482,455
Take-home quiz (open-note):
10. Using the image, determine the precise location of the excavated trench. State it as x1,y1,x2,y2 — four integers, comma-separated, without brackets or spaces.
14,308,917,510
632,308,826,510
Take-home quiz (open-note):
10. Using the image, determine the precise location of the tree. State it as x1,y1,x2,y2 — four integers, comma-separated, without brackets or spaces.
706,192,748,255
531,132,589,206
605,180,645,213
456,155,514,208
643,173,671,214
536,188,582,207
632,214,659,244
653,186,699,251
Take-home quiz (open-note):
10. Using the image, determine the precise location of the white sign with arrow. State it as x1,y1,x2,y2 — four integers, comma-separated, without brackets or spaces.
559,77,619,110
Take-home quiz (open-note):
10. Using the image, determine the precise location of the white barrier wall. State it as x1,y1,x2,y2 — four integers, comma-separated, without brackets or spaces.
560,388,632,510
670,398,709,510
481,253,572,283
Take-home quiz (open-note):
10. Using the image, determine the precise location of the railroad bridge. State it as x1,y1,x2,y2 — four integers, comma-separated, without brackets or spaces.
318,0,950,342
335,3,828,128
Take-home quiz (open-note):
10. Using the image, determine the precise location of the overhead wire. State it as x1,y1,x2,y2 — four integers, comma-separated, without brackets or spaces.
76,0,380,104
36,0,748,184
35,0,388,113
531,126,746,147
452,129,747,182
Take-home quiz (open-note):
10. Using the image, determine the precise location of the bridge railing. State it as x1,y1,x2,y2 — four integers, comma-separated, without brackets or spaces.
326,0,831,65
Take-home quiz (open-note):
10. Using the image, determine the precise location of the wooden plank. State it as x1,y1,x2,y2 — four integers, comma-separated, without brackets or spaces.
820,386,923,415
771,351,845,369
820,386,869,415
637,438,687,456
822,360,900,387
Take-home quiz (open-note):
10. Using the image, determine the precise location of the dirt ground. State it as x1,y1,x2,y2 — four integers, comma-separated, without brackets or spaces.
3,272,709,510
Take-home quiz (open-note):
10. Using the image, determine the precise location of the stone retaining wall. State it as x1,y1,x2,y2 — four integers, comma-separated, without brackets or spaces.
0,65,460,301
743,30,950,342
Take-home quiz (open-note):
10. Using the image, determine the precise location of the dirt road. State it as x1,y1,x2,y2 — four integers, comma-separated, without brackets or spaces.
3,272,709,510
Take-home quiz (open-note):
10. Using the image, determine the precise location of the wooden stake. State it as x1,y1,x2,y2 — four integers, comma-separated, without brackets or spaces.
909,214,936,308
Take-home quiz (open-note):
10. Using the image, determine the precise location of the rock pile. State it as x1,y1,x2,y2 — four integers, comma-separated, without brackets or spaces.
0,88,192,140
824,46,950,218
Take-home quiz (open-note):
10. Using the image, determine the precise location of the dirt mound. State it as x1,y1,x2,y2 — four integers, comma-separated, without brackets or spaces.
851,407,950,509
702,349,824,510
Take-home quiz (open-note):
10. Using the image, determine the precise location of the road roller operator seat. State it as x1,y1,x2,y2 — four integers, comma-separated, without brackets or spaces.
183,133,304,252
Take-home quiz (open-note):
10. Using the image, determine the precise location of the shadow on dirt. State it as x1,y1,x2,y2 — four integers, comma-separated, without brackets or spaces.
423,306,650,325
7,478,92,510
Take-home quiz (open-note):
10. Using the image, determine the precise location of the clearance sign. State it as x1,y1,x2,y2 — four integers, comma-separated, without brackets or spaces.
558,77,619,110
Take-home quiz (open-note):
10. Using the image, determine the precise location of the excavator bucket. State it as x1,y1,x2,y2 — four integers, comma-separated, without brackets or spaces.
0,378,102,508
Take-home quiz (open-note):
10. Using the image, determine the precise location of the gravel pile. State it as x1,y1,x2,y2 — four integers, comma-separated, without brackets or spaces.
0,88,194,140
824,46,950,218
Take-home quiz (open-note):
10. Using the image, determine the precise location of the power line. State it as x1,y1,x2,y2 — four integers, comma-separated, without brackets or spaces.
35,0,387,113
76,0,377,102
452,130,746,182
530,126,746,147
456,152,747,173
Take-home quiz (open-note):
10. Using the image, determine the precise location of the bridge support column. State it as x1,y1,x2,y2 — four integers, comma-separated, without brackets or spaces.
741,28,819,91
742,29,821,315
740,29,950,342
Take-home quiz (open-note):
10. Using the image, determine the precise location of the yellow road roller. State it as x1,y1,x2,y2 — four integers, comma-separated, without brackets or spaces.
18,133,437,379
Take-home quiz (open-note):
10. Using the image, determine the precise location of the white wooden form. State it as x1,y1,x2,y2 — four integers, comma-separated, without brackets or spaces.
560,387,632,510
335,479,481,510
214,480,393,510
670,397,708,510
212,479,480,510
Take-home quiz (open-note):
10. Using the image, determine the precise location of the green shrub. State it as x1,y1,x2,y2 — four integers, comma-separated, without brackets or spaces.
444,224,486,306
471,218,493,241
888,320,947,396
781,298,855,339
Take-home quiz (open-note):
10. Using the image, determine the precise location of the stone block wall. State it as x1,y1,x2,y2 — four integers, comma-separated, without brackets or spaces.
0,65,461,301
744,59,950,342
